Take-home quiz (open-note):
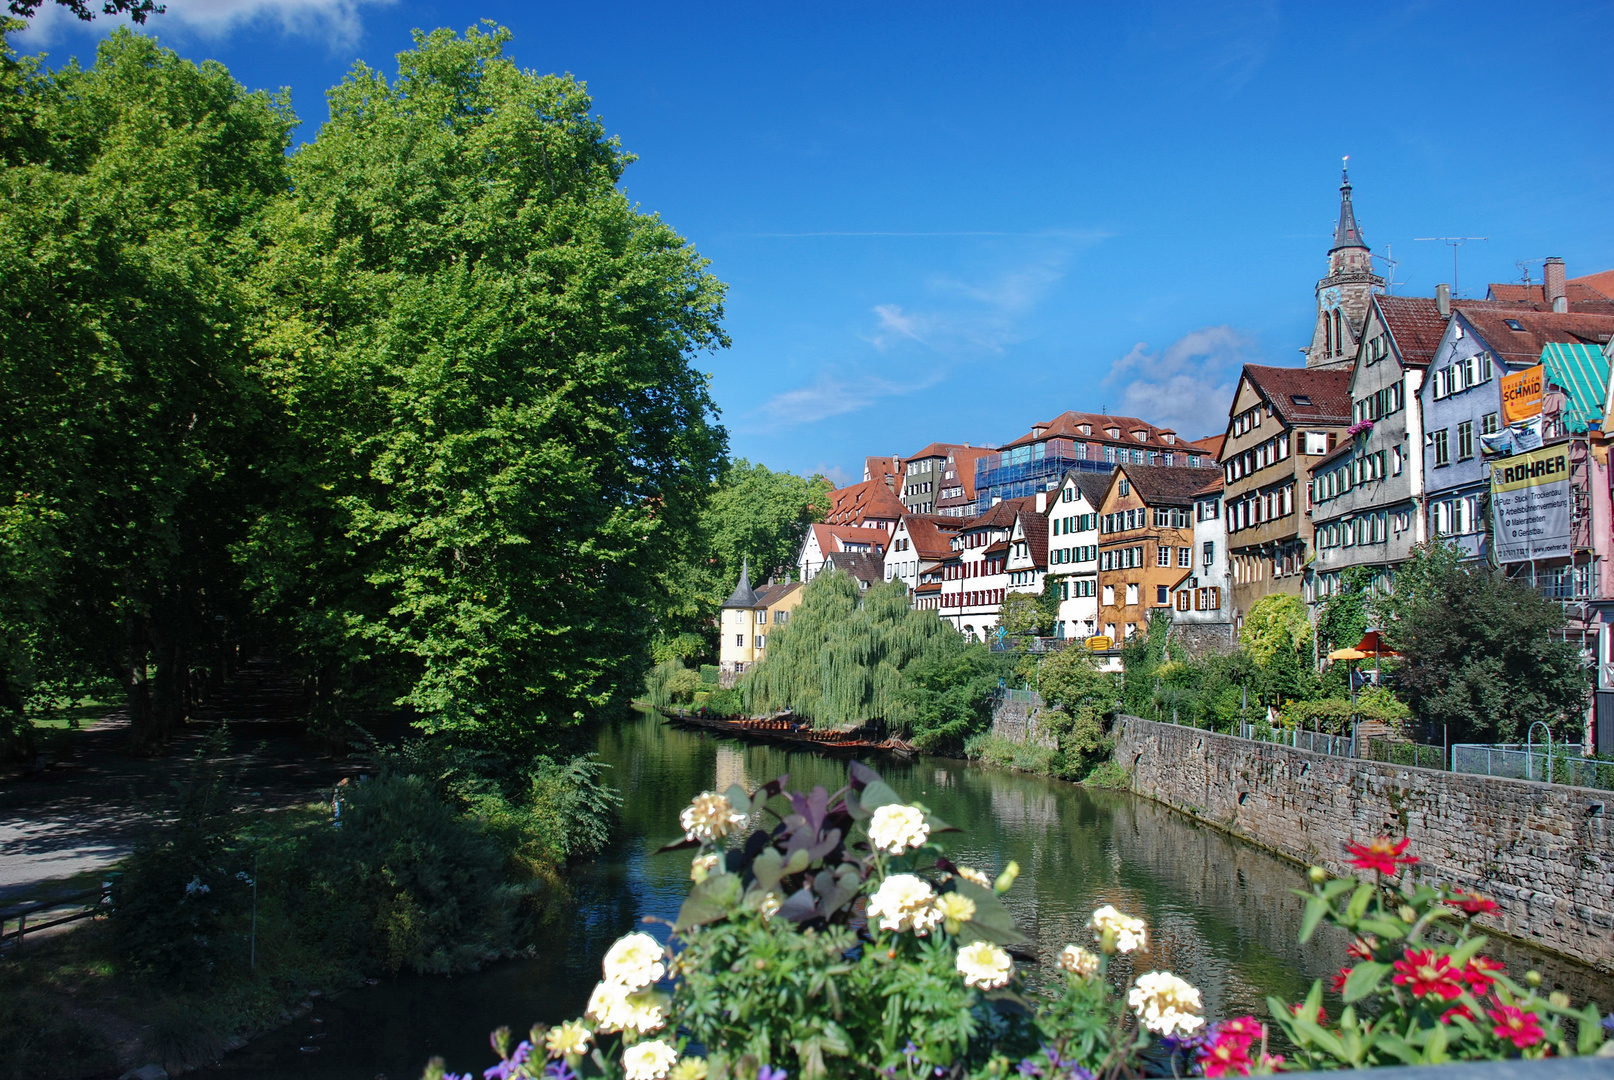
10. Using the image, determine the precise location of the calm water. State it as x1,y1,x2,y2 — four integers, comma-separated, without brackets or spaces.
201,709,1613,1080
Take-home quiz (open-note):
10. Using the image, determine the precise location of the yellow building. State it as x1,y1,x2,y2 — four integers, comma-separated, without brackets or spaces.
718,561,804,676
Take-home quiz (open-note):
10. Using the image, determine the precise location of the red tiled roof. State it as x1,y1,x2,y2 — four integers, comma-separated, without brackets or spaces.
1454,306,1614,368
809,523,890,556
1015,508,1049,568
824,478,907,526
1571,270,1614,298
1240,364,1353,426
753,581,802,607
1191,474,1224,497
905,441,980,462
962,495,1035,530
1111,465,1213,507
862,456,900,486
1001,411,1181,452
1374,295,1450,368
1190,433,1226,457
900,513,961,560
1485,276,1614,313
943,446,995,499
982,540,1010,556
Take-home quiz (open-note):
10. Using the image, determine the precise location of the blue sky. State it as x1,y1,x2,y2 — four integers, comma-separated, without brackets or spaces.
19,1,1614,484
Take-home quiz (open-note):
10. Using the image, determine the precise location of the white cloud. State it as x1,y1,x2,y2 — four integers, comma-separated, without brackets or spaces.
811,463,853,487
759,374,910,427
20,0,394,47
1103,326,1256,438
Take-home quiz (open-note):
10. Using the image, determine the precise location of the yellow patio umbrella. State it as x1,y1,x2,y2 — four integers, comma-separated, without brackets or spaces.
1327,646,1369,661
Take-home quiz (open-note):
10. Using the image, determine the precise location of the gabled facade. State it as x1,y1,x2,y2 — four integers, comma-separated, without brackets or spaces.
1420,306,1614,561
934,445,995,518
1004,499,1049,602
1095,466,1204,641
1221,364,1352,621
1044,471,1107,640
899,443,984,515
936,497,1031,640
1309,293,1446,598
718,563,804,675
1169,476,1233,651
798,523,890,582
883,513,961,593
822,478,906,533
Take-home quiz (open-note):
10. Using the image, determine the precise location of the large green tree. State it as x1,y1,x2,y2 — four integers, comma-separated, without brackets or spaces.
243,25,727,750
0,26,295,745
1375,542,1587,743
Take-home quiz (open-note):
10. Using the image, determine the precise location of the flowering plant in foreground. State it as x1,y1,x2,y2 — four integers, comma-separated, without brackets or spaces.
1269,836,1611,1069
426,763,1229,1080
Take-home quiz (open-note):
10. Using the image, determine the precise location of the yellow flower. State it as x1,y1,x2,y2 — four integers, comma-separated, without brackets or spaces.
690,853,721,883
955,940,1013,989
868,803,930,854
868,874,942,935
679,791,746,844
1088,904,1147,954
602,932,666,989
955,866,992,889
669,1058,709,1080
1127,970,1204,1036
622,1039,679,1080
544,1020,592,1058
1058,945,1100,978
584,982,666,1035
934,891,977,934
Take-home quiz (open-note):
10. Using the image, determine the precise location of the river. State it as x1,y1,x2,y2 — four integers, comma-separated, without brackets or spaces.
200,708,1613,1079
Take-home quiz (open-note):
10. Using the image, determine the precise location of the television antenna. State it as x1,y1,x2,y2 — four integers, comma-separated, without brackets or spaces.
1371,243,1406,294
1413,236,1487,298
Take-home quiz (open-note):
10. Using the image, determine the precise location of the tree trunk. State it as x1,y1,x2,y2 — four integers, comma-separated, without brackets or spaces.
123,611,153,750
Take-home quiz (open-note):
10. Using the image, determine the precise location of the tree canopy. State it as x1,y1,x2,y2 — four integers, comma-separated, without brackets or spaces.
1375,542,1587,742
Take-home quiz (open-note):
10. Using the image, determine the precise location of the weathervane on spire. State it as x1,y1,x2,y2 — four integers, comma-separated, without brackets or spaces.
1342,154,1350,185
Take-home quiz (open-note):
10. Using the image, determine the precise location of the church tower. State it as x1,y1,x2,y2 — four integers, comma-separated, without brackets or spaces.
1306,160,1384,368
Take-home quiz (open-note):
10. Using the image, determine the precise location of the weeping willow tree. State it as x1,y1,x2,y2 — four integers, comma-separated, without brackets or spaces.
742,572,967,729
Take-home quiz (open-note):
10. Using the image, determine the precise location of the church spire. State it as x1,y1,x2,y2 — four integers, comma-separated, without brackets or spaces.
1331,156,1367,253
723,557,759,608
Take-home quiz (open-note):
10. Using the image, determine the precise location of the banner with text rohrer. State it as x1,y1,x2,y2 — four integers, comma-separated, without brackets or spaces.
1491,443,1572,563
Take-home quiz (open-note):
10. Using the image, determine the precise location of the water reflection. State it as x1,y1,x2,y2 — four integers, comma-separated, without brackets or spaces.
200,709,1612,1080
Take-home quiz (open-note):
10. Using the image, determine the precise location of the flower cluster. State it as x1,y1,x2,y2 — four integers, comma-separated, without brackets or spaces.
868,873,944,935
1058,945,1100,978
679,791,746,844
1087,904,1146,954
1127,970,1204,1037
1196,1016,1281,1078
868,803,930,854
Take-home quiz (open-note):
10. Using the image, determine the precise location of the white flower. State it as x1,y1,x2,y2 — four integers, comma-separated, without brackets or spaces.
868,803,930,854
602,932,666,989
679,791,746,844
584,982,666,1034
1127,970,1204,1036
1058,945,1101,978
622,1039,679,1080
690,852,721,883
183,876,210,897
670,1058,709,1080
544,1019,592,1057
868,874,942,935
1088,904,1147,954
956,940,1013,989
934,891,977,934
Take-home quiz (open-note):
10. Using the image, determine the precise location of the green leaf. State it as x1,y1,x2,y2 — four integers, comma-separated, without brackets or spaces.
725,785,753,816
1354,918,1407,940
1299,894,1328,944
1578,1003,1605,1056
1342,961,1391,1003
751,847,785,892
1345,881,1375,921
858,779,904,813
951,879,1026,946
673,871,742,930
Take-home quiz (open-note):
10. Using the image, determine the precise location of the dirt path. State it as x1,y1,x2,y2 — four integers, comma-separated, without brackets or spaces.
0,659,361,905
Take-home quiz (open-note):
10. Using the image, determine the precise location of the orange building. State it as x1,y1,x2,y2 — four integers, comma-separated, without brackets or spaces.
1095,465,1208,641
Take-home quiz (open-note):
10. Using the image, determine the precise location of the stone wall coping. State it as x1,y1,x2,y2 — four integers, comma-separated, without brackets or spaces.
1282,1058,1614,1079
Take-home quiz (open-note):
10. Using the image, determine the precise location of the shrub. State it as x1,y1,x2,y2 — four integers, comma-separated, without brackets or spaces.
704,687,743,716
645,660,702,708
1081,759,1131,790
699,665,721,686
431,764,1243,1080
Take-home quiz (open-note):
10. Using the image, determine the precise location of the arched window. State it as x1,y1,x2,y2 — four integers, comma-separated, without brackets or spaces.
1333,310,1344,356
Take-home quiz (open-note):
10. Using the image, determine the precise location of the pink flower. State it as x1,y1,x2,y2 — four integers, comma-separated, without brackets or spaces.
1345,836,1417,876
1444,892,1499,916
1489,1005,1544,1049
1198,1033,1253,1078
1330,967,1350,993
1462,956,1505,994
1441,1003,1476,1025
1392,949,1464,1001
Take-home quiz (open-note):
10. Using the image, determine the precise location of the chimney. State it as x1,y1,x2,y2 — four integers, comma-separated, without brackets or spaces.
1035,491,1047,513
1436,283,1450,317
1544,257,1567,312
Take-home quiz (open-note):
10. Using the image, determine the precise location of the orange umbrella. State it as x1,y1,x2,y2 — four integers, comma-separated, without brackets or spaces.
1352,630,1400,658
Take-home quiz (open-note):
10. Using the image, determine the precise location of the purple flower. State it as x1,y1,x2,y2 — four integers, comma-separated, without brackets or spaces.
1603,1013,1614,1034
1016,1060,1042,1077
543,1062,577,1080
902,1042,919,1061
758,1066,788,1080
483,1041,534,1080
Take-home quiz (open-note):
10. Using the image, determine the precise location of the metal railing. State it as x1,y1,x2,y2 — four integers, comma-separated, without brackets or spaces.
1,883,113,956
1366,737,1445,770
995,688,1040,704
1238,723,1354,758
1449,743,1614,790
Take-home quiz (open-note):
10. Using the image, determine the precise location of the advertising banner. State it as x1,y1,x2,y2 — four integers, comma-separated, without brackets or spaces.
1491,443,1572,562
1501,364,1543,425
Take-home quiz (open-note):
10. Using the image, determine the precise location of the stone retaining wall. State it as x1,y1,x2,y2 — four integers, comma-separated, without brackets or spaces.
1114,716,1614,973
989,693,1057,749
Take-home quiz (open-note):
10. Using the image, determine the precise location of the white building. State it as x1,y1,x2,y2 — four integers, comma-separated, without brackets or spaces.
1169,475,1234,651
937,496,1032,641
883,514,961,593
1043,471,1106,640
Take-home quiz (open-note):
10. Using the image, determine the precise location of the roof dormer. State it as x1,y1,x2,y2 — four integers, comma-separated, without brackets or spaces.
1079,424,1092,435
1105,426,1120,438
1131,428,1148,442
1160,430,1176,445
1031,425,1047,439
